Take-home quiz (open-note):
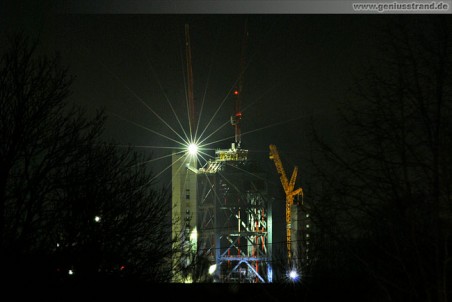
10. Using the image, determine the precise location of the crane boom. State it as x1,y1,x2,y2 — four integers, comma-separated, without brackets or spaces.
269,144,303,264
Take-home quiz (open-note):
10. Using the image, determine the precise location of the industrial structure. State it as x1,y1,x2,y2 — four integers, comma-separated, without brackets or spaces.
171,23,309,283
171,22,273,283
172,146,273,283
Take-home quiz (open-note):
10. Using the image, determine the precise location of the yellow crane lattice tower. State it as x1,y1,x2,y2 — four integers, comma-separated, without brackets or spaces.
269,144,303,264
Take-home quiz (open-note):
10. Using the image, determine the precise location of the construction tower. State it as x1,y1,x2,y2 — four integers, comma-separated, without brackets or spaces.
172,22,273,283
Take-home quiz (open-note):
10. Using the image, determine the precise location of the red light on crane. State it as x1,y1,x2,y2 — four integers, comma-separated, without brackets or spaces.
234,90,239,95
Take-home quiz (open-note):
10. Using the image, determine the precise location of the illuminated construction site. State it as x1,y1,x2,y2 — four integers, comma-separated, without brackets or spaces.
171,24,309,283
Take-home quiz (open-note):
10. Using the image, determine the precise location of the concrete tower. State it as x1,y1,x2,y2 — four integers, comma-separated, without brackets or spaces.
171,151,198,282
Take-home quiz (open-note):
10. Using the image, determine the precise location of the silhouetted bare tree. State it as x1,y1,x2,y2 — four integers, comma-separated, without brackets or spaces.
0,33,176,292
0,33,81,265
307,16,452,302
52,143,174,283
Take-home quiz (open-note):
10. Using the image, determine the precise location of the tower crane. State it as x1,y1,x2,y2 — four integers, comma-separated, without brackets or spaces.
269,144,303,266
230,20,248,150
185,24,196,138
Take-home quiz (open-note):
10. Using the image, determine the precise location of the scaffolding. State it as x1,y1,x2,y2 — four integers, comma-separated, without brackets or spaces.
197,147,273,283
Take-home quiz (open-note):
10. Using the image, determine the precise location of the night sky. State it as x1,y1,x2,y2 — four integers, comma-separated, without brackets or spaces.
2,4,406,223
0,11,394,245
3,3,451,298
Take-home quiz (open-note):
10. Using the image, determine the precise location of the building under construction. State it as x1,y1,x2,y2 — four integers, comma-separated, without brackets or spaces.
171,23,307,283
172,144,273,283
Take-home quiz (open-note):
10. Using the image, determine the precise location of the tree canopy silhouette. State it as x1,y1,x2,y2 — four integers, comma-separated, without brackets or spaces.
307,16,452,302
0,33,176,293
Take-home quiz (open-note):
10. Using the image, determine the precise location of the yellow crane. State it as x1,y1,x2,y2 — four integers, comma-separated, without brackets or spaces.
269,144,303,265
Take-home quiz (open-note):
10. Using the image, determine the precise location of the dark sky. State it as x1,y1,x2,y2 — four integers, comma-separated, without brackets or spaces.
1,4,390,189
2,3,434,253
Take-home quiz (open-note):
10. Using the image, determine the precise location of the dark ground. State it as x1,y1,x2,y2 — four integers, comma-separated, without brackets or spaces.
8,279,378,301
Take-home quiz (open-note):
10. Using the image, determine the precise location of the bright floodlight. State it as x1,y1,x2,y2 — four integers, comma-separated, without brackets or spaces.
289,270,299,280
188,143,198,155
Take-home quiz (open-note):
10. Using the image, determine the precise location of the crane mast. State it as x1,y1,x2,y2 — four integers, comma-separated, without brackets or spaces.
230,21,248,150
185,24,196,138
269,144,303,265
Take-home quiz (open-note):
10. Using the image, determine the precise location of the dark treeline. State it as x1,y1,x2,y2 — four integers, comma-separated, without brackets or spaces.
0,33,177,297
305,16,452,302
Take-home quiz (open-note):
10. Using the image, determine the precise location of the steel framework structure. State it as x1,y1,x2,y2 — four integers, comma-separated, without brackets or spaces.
197,149,273,283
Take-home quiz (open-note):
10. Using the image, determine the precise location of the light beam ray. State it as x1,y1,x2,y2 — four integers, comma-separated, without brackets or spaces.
139,30,191,144
197,76,240,143
198,119,231,146
130,151,182,167
108,111,187,146
114,145,182,150
240,115,306,137
79,44,190,146
224,162,270,183
194,32,219,145
148,150,187,185
178,31,193,143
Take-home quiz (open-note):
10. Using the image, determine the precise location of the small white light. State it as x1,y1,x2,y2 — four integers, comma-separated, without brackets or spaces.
68,269,74,275
188,143,198,155
190,227,198,242
289,270,298,280
94,216,101,222
208,264,217,275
